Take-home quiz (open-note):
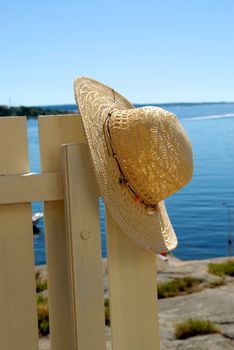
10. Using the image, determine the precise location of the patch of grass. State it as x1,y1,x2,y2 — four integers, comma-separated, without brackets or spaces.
37,295,50,336
157,276,202,299
175,318,220,339
209,277,226,288
36,280,48,293
104,298,110,326
208,261,234,277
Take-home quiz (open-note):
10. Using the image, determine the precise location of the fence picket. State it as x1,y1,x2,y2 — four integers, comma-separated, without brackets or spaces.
61,143,106,350
38,115,88,350
0,117,38,350
106,209,160,350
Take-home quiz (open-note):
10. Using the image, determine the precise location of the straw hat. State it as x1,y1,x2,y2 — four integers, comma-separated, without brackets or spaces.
74,77,193,252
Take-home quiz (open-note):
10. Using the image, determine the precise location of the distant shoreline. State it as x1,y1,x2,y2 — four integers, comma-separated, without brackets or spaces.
1,101,234,119
0,105,76,118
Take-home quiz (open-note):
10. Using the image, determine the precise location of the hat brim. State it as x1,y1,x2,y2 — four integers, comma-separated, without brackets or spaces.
74,77,177,252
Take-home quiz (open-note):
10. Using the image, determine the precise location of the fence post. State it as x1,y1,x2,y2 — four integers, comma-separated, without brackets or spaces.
61,143,106,350
106,209,161,350
0,117,38,350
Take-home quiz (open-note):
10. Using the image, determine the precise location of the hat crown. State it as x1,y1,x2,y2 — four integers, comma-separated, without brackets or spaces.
108,106,193,205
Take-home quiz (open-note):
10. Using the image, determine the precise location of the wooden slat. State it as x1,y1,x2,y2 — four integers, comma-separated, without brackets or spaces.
38,115,87,350
0,117,38,349
39,114,86,172
0,172,63,204
62,143,105,350
0,117,30,174
106,210,160,350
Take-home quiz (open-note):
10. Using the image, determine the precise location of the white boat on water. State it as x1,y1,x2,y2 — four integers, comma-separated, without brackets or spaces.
32,212,44,223
32,213,44,234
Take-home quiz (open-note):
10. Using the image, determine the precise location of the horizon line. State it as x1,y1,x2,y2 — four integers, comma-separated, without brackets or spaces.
0,101,234,108
2,101,234,108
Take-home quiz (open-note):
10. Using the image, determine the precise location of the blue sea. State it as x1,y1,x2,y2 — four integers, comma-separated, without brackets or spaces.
28,103,234,265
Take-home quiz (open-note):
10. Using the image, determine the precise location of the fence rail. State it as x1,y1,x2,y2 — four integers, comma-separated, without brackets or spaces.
0,114,160,350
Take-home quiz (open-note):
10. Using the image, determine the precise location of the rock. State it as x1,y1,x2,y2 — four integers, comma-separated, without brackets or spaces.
156,256,233,283
222,330,234,340
158,283,234,349
161,334,234,350
35,265,47,282
39,337,50,350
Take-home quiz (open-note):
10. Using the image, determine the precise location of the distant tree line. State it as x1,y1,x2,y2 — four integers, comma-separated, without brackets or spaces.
0,105,73,118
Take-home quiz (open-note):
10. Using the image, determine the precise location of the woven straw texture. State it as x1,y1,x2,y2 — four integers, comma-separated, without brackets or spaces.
74,77,193,252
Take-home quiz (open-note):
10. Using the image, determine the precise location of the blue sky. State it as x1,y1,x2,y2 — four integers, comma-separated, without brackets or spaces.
1,0,233,105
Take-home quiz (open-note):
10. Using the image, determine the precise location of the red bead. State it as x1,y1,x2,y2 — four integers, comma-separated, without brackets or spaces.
133,195,141,202
160,252,167,257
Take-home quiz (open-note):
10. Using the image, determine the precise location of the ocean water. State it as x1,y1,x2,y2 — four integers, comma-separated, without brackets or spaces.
28,103,234,264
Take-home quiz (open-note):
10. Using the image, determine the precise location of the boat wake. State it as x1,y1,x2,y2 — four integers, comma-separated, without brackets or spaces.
183,113,234,121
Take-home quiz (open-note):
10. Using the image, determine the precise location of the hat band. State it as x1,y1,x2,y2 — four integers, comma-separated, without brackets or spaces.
103,111,159,216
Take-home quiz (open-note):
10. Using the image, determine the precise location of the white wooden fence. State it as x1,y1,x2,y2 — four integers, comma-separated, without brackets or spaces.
0,115,160,350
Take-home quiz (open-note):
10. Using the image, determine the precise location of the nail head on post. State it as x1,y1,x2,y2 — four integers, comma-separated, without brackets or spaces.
80,231,91,240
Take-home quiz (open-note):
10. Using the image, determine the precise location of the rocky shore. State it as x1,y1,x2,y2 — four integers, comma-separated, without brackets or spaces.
38,256,234,350
157,256,234,349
